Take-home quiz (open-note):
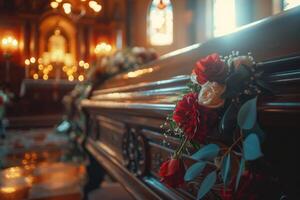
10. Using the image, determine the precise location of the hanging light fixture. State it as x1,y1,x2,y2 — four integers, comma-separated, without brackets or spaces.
50,0,102,20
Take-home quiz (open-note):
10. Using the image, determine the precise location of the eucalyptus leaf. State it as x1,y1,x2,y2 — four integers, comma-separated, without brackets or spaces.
220,103,238,136
221,154,231,185
243,133,263,160
56,120,71,133
235,158,245,191
184,162,207,181
191,144,220,161
197,171,217,200
242,121,265,143
238,97,257,130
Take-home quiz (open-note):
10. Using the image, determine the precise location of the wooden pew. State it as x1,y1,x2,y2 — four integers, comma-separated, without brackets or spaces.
81,8,300,199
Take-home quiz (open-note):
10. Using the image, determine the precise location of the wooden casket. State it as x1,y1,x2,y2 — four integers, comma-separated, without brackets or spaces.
81,8,300,200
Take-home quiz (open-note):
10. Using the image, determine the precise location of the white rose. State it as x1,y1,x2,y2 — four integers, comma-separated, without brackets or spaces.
198,81,225,108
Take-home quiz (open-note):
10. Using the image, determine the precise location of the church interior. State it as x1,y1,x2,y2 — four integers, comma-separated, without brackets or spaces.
0,0,300,199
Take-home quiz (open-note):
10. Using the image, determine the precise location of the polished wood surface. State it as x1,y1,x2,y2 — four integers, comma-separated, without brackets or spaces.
82,8,300,200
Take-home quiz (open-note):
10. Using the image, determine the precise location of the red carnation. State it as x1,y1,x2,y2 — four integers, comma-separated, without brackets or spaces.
173,93,218,143
194,53,227,85
159,158,186,187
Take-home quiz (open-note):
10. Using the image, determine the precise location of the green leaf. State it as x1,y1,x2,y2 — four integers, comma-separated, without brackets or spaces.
238,97,257,130
235,158,245,191
169,120,177,130
190,140,201,150
221,154,231,185
242,122,265,143
184,162,207,181
56,120,71,133
243,133,263,160
191,144,220,161
197,171,217,200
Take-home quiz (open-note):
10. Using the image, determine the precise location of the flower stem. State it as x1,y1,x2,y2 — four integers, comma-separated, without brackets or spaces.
174,137,189,159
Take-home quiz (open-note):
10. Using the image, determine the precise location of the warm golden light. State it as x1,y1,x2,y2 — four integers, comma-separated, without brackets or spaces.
38,64,44,70
33,73,39,80
83,63,89,69
30,57,36,63
89,1,97,8
1,36,18,52
43,74,49,80
94,42,112,55
78,75,84,81
68,75,74,81
63,3,72,14
0,187,17,194
79,60,85,67
94,4,102,12
56,0,62,3
50,1,59,9
38,58,43,64
126,68,154,78
25,59,30,66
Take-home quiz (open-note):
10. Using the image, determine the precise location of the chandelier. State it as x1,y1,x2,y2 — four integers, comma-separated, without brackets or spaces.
50,0,102,20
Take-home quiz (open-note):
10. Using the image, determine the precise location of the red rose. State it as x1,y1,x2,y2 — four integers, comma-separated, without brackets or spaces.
159,158,186,187
173,93,218,143
194,53,227,85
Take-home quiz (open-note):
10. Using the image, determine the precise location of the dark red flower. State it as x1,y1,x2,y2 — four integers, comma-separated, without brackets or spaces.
173,93,218,143
159,158,186,187
219,171,269,200
0,96,3,106
194,53,227,84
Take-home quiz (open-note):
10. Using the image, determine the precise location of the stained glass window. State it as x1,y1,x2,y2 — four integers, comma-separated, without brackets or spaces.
283,0,300,10
213,0,236,37
148,0,173,46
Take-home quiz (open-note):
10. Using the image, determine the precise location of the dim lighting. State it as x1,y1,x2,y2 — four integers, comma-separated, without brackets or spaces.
68,75,74,81
50,1,59,9
25,59,30,66
78,75,84,81
33,73,39,80
30,57,36,63
83,63,89,69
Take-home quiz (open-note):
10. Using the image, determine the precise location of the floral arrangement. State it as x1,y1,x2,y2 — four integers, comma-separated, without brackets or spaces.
159,52,272,199
88,47,157,83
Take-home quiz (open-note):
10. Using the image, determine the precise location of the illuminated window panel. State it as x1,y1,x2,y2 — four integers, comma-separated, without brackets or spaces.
213,0,236,37
283,0,300,10
148,0,173,46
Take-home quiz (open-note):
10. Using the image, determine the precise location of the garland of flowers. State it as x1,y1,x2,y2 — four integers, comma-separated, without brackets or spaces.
159,52,271,199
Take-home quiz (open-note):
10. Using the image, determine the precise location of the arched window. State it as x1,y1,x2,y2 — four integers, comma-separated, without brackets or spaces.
283,0,300,10
148,0,173,46
213,0,236,37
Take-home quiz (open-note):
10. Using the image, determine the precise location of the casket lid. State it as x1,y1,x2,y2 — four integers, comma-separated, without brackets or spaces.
98,7,300,91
